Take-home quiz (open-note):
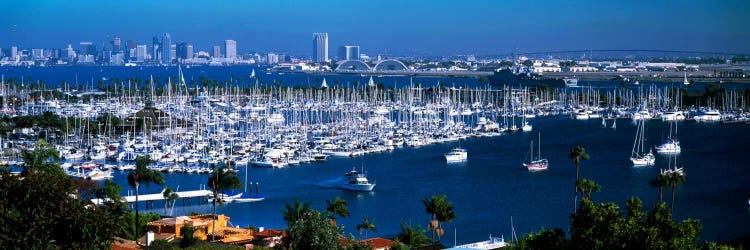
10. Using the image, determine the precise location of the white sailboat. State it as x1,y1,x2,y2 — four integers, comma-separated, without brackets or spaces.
250,69,256,78
655,121,681,154
523,132,548,171
683,72,690,85
321,78,328,88
630,119,655,166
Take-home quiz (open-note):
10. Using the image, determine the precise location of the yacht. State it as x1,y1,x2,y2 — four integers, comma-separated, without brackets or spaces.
563,78,578,87
336,168,376,192
444,148,468,162
661,111,686,121
694,110,721,122
655,139,681,154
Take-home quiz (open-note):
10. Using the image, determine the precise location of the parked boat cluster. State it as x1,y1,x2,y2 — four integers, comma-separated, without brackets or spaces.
2,77,748,180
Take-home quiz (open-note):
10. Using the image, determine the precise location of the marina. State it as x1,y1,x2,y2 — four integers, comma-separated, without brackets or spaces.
1,68,749,245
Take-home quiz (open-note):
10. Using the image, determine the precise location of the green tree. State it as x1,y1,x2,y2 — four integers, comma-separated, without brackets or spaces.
422,194,458,242
0,151,126,248
394,223,431,248
575,178,601,200
288,210,343,250
326,197,350,224
206,166,242,240
20,139,62,176
283,199,312,226
126,155,164,239
356,216,377,239
162,187,179,216
568,146,590,211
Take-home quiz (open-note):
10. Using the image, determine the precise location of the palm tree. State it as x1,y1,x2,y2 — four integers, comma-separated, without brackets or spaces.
325,197,349,224
282,199,312,226
422,195,457,242
126,155,164,238
664,172,686,212
207,166,242,240
575,178,601,200
568,146,590,211
396,223,431,248
162,187,179,216
650,174,668,203
357,215,377,239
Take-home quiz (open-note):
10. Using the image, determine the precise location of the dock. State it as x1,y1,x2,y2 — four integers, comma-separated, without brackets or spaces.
91,188,212,205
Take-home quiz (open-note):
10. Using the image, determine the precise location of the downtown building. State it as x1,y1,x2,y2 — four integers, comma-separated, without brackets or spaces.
224,40,236,60
338,45,360,60
312,33,328,63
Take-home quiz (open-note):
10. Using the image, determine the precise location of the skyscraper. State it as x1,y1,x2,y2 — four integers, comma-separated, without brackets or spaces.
213,46,221,58
338,45,360,60
224,40,237,59
177,42,193,60
126,40,137,60
312,33,328,63
136,45,147,62
152,37,161,62
112,36,121,51
10,46,18,60
161,33,171,65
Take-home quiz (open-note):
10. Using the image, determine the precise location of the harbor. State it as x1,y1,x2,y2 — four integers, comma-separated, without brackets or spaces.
1,67,749,245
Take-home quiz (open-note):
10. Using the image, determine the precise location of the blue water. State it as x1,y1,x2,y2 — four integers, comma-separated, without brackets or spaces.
105,117,750,244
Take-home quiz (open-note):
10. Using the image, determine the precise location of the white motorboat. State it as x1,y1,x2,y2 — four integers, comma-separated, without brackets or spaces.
661,111,686,121
694,110,721,122
655,139,681,154
335,168,376,192
445,148,468,162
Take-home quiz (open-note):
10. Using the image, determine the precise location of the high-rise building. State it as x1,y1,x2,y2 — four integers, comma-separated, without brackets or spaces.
10,46,17,60
267,53,279,64
176,43,194,61
213,46,221,58
224,40,236,59
126,40,137,61
170,44,176,61
66,44,76,60
152,37,161,62
312,33,328,63
136,45,147,62
109,51,124,65
79,42,97,56
161,33,171,65
112,36,121,51
186,45,193,60
338,45,360,60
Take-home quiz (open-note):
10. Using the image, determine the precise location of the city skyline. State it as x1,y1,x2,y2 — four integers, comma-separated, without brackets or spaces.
2,0,750,56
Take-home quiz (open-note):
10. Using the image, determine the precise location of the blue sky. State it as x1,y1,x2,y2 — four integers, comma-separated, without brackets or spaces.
2,0,749,56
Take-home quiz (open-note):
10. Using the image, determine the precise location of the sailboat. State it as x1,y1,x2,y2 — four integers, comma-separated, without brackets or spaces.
234,163,265,202
321,78,328,88
250,69,256,79
368,76,375,87
683,72,690,85
629,119,655,166
523,132,548,171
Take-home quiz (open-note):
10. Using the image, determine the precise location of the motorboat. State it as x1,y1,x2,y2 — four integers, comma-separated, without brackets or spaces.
661,111,686,121
694,110,721,122
445,148,468,162
336,168,376,192
655,139,681,154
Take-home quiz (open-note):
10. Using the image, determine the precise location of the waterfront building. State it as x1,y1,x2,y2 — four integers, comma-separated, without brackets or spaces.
170,44,176,62
161,33,171,65
224,40,236,59
10,46,17,60
112,36,121,51
267,53,279,64
125,40,137,61
338,45,360,60
312,32,328,63
213,45,221,58
79,42,97,57
176,43,193,61
31,49,44,60
136,45,147,62
109,51,124,65
152,37,161,63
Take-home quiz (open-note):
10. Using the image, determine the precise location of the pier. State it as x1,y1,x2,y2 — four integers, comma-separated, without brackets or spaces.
91,188,212,205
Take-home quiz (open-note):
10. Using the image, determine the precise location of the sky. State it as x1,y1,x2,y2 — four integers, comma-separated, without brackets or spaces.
2,0,750,56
